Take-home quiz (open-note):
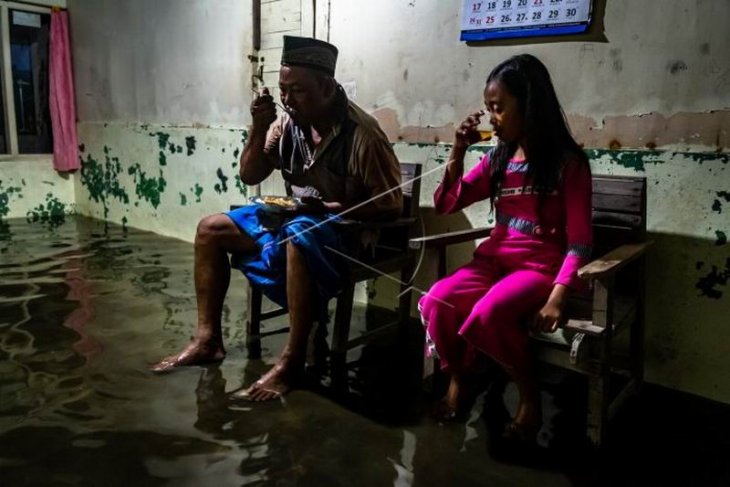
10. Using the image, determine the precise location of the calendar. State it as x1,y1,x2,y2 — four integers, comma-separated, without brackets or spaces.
461,0,592,41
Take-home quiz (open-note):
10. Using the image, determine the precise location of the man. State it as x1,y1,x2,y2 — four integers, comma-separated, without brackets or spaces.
152,36,403,401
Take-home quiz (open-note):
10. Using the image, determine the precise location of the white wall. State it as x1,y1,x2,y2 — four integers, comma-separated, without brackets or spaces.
69,0,253,125
0,157,76,220
327,0,729,151
36,0,728,405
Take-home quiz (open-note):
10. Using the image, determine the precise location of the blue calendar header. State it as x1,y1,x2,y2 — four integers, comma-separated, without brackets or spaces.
460,0,593,41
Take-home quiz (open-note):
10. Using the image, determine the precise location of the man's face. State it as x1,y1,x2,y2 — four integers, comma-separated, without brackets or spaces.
278,66,332,126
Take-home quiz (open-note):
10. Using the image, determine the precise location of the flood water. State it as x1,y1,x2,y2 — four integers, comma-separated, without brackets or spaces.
4,215,723,486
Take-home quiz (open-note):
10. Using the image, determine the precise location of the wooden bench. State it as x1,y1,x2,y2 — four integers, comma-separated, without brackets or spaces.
409,174,651,446
238,162,422,389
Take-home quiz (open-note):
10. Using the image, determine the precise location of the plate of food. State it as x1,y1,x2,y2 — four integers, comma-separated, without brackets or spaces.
249,195,302,213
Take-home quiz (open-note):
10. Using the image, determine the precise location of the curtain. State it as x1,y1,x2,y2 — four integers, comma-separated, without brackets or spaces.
49,10,79,172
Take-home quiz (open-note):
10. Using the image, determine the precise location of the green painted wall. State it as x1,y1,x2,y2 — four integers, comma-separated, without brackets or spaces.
0,122,727,406
1,123,727,405
386,142,729,404
0,159,76,228
60,124,730,403
73,122,261,241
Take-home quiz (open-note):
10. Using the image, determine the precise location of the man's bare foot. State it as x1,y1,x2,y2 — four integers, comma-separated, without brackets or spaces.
233,361,302,402
151,339,225,373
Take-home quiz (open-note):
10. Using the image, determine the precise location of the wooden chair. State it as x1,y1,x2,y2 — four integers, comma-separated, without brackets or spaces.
238,162,422,388
409,174,651,446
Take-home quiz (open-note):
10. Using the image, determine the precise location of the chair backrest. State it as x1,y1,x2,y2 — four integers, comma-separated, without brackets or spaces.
370,162,421,260
591,174,647,294
400,163,422,220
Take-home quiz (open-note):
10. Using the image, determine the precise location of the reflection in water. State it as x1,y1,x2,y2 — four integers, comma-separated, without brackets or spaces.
0,216,579,486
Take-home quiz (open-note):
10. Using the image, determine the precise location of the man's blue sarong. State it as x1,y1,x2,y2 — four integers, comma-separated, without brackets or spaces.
225,205,346,324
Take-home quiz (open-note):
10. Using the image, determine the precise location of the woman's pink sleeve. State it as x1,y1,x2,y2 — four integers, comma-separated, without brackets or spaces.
433,153,492,214
554,159,593,290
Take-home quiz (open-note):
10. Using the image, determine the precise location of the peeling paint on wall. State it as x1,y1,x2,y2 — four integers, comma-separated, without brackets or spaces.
712,191,730,213
152,131,170,150
79,149,130,219
26,193,69,229
0,181,23,219
234,175,247,197
192,183,203,203
695,258,730,299
185,136,197,156
214,168,228,194
372,107,730,153
716,231,727,246
128,164,167,209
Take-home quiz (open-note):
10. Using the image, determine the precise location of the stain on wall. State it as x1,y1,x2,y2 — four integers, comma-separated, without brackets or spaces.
75,122,249,241
79,147,130,218
0,160,76,223
185,136,197,156
214,168,229,194
712,191,730,213
26,193,68,229
695,259,730,299
128,164,167,209
388,141,729,403
373,108,730,152
0,181,23,219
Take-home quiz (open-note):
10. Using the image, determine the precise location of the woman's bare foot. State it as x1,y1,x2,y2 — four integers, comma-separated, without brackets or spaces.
434,374,471,421
150,339,225,373
504,399,542,442
233,360,302,402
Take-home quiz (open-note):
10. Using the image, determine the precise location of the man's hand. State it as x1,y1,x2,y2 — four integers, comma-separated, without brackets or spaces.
250,87,277,130
299,196,343,214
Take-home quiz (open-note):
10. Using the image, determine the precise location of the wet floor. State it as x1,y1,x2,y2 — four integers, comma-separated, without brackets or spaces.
1,216,729,486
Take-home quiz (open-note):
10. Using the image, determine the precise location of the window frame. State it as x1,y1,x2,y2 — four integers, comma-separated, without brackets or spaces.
0,0,54,155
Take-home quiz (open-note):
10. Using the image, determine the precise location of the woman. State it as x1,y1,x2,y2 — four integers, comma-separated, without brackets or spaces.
419,54,593,443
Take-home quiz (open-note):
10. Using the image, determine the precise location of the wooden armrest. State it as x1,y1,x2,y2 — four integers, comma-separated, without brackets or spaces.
578,241,654,280
563,319,605,336
409,227,493,249
333,217,416,230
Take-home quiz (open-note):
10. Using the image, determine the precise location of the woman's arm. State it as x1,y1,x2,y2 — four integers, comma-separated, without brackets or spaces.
533,157,593,333
434,112,494,214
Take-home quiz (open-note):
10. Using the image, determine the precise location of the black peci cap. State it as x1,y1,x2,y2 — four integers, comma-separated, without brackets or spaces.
280,35,338,76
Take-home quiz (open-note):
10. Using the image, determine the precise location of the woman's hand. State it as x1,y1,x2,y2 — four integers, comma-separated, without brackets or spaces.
453,111,484,150
532,300,564,333
531,284,570,334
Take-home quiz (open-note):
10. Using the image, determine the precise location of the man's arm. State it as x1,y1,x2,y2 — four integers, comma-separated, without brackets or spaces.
344,133,402,221
240,88,280,185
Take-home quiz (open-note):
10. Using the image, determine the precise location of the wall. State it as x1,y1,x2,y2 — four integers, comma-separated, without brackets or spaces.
321,0,730,403
0,157,76,224
63,0,257,239
70,0,252,125
382,143,729,404
0,1,72,227
328,0,729,152
73,123,255,240
25,0,726,404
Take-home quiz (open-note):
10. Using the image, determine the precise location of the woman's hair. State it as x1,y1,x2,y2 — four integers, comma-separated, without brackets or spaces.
486,54,588,205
